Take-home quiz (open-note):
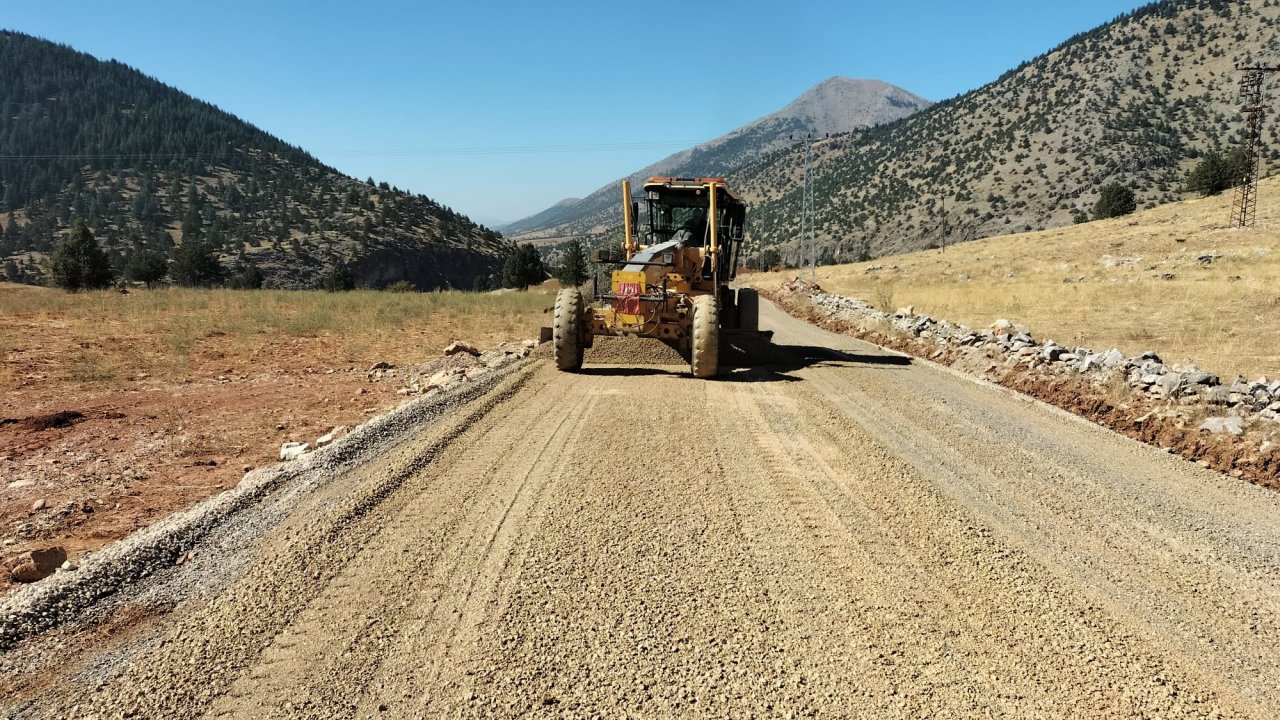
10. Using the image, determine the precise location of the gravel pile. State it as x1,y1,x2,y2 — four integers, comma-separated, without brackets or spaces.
584,336,687,365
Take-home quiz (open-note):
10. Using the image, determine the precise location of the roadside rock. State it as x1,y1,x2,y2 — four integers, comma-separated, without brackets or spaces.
9,547,68,583
1200,416,1244,436
443,341,481,357
279,442,310,461
1099,348,1127,368
315,426,349,448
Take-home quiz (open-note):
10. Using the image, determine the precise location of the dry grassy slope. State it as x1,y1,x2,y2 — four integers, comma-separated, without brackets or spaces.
743,175,1280,381
735,0,1280,261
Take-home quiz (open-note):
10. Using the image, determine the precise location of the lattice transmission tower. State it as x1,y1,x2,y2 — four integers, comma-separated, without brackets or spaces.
800,134,816,282
1232,65,1280,228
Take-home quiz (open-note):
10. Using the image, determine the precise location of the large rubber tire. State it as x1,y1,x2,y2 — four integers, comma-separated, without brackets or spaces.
737,288,759,332
719,285,739,329
691,295,720,379
553,288,585,371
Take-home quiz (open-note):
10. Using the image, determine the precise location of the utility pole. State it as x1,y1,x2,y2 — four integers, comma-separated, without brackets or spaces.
801,134,816,282
1232,65,1280,228
940,198,949,253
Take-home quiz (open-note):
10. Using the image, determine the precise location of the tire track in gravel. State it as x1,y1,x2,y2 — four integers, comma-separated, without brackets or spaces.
808,368,1280,708
360,386,595,718
204,372,590,719
452,372,806,717
719,378,1245,718
763,298,1280,716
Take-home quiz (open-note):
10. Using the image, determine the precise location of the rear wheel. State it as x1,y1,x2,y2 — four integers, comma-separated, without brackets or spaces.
691,295,719,378
553,288,585,371
719,285,739,329
736,288,759,332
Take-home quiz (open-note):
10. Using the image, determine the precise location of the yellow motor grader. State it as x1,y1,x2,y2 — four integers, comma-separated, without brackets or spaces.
552,177,766,378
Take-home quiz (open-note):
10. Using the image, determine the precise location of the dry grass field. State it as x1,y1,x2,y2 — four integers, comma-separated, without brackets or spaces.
0,283,554,589
0,285,552,390
745,177,1280,382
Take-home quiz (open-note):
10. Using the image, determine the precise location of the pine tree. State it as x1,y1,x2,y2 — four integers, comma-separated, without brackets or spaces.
227,260,265,289
49,219,113,291
502,244,547,290
169,239,225,287
1185,149,1249,196
123,246,169,287
320,265,356,292
555,239,589,287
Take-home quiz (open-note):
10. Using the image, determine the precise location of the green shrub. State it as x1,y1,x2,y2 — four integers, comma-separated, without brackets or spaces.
1093,182,1136,220
49,220,113,291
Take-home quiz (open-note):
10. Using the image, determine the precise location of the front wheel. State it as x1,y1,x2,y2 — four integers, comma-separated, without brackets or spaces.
691,295,719,379
553,288,585,371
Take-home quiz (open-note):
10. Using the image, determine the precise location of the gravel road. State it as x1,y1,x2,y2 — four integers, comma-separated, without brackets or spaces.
4,299,1279,719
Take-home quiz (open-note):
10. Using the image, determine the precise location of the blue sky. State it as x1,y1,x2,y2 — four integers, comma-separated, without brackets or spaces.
5,0,1151,226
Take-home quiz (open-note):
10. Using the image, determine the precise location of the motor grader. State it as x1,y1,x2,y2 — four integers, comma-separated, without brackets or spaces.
551,177,765,378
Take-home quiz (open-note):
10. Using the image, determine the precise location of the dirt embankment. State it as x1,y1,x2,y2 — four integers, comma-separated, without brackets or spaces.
0,337,538,593
761,283,1280,493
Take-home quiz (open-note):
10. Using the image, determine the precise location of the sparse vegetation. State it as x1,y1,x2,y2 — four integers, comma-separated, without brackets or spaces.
522,0,1280,263
751,248,783,271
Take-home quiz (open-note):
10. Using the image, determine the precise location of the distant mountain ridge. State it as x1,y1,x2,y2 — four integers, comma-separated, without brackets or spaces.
505,77,932,239
0,30,508,290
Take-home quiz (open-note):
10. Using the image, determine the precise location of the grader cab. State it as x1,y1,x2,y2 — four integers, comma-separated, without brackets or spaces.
552,177,767,378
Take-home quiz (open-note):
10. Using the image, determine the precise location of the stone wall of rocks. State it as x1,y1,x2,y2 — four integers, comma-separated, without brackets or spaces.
790,280,1280,436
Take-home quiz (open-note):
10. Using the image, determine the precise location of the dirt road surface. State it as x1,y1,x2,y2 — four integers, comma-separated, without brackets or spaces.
4,300,1280,718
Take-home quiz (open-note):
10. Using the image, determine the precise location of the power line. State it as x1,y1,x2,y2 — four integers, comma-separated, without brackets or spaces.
0,140,700,162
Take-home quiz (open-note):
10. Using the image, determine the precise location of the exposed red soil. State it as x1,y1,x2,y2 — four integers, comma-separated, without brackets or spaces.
764,287,1280,494
0,337,427,594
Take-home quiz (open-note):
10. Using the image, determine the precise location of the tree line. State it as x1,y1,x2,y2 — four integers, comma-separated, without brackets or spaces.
38,218,595,294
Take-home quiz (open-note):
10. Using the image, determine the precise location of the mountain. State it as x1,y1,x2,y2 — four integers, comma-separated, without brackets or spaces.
504,77,931,240
735,0,1280,263
498,197,581,236
0,31,508,290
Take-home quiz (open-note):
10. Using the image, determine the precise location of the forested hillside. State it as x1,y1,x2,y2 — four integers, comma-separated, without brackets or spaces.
737,0,1280,262
0,30,508,290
